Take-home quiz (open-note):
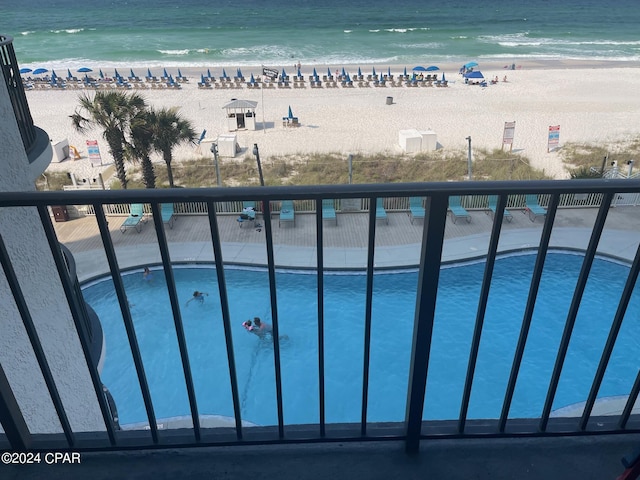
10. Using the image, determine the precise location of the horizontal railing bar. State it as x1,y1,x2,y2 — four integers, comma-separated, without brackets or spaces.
2,179,640,206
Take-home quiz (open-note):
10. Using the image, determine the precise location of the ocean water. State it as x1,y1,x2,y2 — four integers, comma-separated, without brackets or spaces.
5,0,640,69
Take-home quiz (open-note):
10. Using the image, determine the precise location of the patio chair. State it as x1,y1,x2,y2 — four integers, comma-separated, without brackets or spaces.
448,196,471,224
322,199,337,226
120,203,146,233
409,197,425,224
487,195,513,222
161,203,176,229
278,200,295,227
376,198,388,225
525,194,547,222
238,200,257,228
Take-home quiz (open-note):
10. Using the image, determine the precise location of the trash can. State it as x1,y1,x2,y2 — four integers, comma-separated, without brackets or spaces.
52,205,69,222
386,96,393,105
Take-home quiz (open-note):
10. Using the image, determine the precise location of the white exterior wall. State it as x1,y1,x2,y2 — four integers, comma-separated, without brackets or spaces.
0,76,104,433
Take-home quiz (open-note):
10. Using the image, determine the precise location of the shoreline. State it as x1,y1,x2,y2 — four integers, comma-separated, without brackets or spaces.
27,61,640,184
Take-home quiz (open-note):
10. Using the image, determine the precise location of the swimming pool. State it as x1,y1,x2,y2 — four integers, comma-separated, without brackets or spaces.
82,251,640,427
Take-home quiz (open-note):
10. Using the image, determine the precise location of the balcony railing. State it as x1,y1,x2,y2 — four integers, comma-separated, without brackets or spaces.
0,34,37,155
1,179,640,454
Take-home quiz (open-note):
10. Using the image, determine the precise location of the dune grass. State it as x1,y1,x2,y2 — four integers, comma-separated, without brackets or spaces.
561,136,640,178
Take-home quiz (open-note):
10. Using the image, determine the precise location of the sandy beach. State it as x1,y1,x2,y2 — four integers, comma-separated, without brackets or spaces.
27,60,640,183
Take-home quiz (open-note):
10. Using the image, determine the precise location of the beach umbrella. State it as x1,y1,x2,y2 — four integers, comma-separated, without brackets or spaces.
163,68,168,78
250,73,255,84
313,67,317,78
84,74,91,84
346,73,351,82
178,68,183,78
201,74,206,84
100,69,105,79
237,68,243,78
403,66,407,77
426,65,439,71
33,68,48,75
19,67,32,74
288,106,293,119
77,67,92,73
51,70,57,79
207,68,212,79
357,67,362,76
464,61,478,69
146,68,152,78
341,67,346,77
114,68,121,79
442,72,446,82
67,68,73,79
297,68,301,77
327,67,332,77
222,68,228,79
130,68,136,78
372,67,376,77
388,66,392,77
412,66,427,72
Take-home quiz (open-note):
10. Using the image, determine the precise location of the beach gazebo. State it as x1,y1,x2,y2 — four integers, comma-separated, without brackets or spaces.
222,99,258,131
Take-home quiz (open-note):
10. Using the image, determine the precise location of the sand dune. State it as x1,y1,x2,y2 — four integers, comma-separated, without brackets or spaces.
28,62,640,182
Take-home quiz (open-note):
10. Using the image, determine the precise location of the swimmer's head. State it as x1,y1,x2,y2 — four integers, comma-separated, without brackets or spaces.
193,291,200,297
243,320,252,327
254,317,261,326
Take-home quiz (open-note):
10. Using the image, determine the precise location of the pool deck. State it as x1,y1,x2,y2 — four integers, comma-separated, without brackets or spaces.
53,205,640,282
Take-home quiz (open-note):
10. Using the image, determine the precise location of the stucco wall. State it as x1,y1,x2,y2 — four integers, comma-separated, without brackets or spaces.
0,77,104,433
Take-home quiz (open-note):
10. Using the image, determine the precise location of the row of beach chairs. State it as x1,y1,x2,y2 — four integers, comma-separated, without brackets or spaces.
120,195,548,233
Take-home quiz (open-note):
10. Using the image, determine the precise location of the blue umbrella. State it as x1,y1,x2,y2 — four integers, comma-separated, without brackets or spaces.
442,72,446,82
426,65,440,71
412,66,427,72
464,71,484,79
67,68,73,79
288,106,293,119
341,67,346,77
237,68,243,78
201,74,206,83
33,68,48,75
372,67,376,76
403,66,407,77
313,67,317,77
297,68,301,77
114,69,121,79
346,73,351,82
464,61,478,69
222,68,227,78
327,67,332,77
207,68,212,78
130,68,136,78
77,67,92,73
357,67,362,76
388,66,392,77
250,73,255,83
282,68,287,79
178,68,183,78
84,74,91,84
100,69,105,79
146,68,152,78
19,67,32,74
163,68,168,78
51,70,57,79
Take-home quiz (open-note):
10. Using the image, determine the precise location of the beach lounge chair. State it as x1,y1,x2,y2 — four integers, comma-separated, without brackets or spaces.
278,200,295,227
120,203,146,233
238,201,257,227
376,198,388,225
409,197,425,224
448,196,471,224
322,199,337,226
525,194,547,222
487,195,513,222
161,203,176,229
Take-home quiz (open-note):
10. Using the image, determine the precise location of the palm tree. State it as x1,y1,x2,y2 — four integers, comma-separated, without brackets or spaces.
70,91,146,189
150,107,197,188
126,110,156,189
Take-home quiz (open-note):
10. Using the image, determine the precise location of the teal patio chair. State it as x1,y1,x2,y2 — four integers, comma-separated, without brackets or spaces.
487,195,513,223
120,203,146,233
161,203,176,229
322,199,337,226
376,198,388,225
448,196,471,224
279,200,295,227
525,194,547,222
409,197,425,224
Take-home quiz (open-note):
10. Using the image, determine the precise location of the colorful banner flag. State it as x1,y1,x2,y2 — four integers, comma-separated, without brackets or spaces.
548,125,560,152
86,140,102,166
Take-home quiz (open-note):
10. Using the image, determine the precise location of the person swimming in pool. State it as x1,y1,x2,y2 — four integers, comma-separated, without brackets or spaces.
186,290,208,306
243,317,288,341
143,266,153,282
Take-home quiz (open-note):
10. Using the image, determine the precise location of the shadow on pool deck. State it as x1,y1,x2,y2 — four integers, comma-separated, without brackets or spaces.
5,434,640,480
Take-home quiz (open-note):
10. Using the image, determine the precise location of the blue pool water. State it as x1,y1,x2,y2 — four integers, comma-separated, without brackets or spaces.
82,252,640,427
